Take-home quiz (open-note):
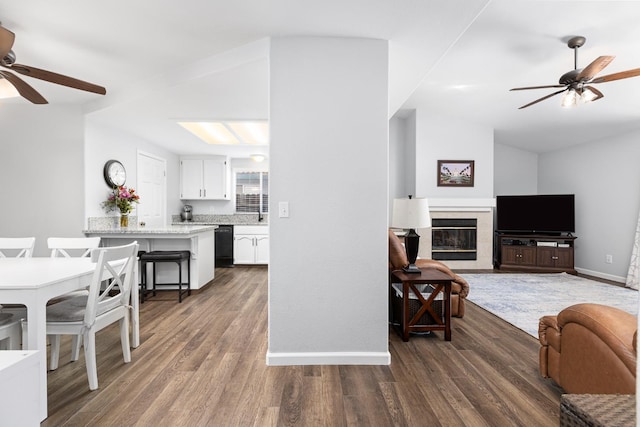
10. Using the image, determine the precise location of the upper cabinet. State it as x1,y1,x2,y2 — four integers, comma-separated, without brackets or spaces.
180,156,230,200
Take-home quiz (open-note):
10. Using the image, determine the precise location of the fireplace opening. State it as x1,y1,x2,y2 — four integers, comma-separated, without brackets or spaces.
432,218,477,261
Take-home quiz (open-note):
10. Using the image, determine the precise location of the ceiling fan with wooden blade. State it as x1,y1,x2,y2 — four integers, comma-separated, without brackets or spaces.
0,23,106,104
510,36,640,109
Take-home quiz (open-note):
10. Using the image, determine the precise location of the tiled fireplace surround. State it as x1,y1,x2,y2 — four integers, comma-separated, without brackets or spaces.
417,198,495,270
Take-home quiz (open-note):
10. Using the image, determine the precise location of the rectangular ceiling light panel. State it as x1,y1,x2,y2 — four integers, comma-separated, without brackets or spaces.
178,121,269,146
227,121,269,145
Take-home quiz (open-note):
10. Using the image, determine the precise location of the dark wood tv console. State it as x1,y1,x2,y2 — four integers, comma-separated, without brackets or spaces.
495,233,577,274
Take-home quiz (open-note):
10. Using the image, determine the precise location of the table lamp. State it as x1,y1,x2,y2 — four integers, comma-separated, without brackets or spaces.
392,196,431,273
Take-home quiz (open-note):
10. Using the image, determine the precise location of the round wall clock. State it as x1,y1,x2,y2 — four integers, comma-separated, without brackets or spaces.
103,160,127,187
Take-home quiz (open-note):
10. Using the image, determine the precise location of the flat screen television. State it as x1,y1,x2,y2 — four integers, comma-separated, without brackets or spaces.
496,194,575,234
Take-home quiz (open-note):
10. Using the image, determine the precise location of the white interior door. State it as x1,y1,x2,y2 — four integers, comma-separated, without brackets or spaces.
137,151,166,227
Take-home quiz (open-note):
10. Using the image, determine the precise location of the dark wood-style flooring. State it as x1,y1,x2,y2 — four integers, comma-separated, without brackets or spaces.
43,266,563,426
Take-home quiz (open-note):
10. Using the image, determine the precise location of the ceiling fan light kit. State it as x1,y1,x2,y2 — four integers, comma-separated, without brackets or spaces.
511,36,640,109
0,75,19,98
0,23,106,104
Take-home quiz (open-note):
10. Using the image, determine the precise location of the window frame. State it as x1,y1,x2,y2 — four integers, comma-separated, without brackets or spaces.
234,168,269,214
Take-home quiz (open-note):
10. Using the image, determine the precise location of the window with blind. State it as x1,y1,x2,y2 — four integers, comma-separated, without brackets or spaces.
236,171,269,213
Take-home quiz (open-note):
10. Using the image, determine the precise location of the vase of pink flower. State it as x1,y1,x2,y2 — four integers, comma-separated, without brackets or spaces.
102,186,140,227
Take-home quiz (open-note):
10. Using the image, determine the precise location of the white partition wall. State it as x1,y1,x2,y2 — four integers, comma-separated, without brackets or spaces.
267,37,390,365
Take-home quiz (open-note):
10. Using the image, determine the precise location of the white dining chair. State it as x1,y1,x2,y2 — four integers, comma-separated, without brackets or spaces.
0,237,34,349
0,237,36,258
47,236,102,364
46,241,138,390
0,311,22,350
48,237,101,258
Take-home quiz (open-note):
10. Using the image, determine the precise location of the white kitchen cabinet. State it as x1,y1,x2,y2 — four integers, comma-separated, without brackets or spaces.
234,235,256,264
234,225,269,264
180,156,229,200
254,235,269,264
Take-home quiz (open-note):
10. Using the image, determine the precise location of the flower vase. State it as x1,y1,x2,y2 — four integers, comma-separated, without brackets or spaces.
120,213,129,228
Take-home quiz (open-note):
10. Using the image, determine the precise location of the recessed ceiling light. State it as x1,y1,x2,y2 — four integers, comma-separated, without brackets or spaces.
227,121,269,145
449,84,473,91
177,120,269,145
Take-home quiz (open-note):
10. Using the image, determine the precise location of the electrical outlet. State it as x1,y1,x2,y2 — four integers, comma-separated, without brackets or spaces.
605,254,613,264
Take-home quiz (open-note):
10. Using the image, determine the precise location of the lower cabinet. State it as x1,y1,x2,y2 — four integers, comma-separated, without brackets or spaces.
496,233,577,274
234,226,269,265
501,245,536,267
536,246,574,270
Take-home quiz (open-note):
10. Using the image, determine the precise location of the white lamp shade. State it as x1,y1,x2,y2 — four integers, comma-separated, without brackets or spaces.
392,197,431,229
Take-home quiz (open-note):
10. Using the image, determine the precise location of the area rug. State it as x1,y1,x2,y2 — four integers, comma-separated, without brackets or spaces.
459,273,639,337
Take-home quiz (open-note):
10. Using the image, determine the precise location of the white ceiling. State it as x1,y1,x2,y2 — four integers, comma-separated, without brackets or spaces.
1,0,639,155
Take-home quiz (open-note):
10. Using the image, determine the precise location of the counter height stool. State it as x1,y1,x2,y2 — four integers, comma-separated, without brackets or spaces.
139,250,191,302
136,250,147,303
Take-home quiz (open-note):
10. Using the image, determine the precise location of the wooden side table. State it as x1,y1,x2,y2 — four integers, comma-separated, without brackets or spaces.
390,268,453,342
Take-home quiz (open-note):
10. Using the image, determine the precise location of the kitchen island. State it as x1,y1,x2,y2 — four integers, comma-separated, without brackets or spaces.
84,225,217,290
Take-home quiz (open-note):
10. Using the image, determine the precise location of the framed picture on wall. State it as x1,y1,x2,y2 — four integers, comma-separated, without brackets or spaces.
437,160,475,187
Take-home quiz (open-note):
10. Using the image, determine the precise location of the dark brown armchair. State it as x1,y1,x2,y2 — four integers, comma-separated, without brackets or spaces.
388,229,469,317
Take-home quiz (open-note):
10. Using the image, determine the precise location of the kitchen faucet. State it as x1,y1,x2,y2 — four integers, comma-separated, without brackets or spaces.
257,207,263,222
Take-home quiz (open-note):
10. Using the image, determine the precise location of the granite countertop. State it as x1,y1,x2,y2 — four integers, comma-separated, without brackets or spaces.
173,221,268,226
84,224,218,235
171,213,269,226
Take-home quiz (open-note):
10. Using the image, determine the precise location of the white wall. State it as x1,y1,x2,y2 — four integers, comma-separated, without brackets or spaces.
494,143,538,196
268,36,390,365
84,121,182,225
405,110,417,197
389,115,407,220
538,130,640,281
0,105,85,256
415,112,494,198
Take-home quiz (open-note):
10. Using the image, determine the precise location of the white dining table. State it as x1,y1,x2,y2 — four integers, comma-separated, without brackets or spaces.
0,257,140,422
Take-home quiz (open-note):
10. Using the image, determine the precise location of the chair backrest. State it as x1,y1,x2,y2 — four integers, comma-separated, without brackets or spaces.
48,237,101,258
84,241,138,327
0,237,36,258
388,229,409,269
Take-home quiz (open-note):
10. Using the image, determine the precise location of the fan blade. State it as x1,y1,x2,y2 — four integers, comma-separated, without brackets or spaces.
0,26,15,59
576,56,615,81
510,85,565,91
0,70,48,104
583,85,604,102
591,67,640,84
8,63,106,95
517,88,567,109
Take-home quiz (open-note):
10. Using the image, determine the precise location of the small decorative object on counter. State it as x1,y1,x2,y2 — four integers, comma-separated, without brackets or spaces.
102,185,140,228
180,205,193,222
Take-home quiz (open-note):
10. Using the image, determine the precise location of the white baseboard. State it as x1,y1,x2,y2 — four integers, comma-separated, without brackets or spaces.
575,267,626,284
266,351,391,366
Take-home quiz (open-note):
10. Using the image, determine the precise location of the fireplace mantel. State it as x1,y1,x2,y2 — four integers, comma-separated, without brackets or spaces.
428,198,496,210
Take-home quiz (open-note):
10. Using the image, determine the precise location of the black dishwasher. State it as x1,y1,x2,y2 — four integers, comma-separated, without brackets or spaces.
215,225,234,267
